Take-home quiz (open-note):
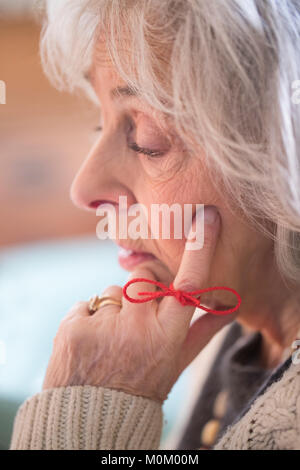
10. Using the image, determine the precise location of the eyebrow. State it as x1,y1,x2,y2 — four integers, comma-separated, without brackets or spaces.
84,73,138,101
110,86,138,100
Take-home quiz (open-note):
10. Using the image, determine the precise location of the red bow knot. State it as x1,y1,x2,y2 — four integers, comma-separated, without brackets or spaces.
122,278,241,315
168,283,200,306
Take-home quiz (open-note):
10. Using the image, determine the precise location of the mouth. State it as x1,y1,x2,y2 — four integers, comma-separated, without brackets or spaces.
116,243,158,270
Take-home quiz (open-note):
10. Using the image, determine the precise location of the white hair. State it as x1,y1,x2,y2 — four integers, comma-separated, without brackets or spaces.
39,0,300,285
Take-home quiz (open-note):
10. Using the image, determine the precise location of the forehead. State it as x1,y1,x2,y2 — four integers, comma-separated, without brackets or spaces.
85,33,173,134
88,43,119,87
93,35,113,66
90,31,129,79
87,35,142,106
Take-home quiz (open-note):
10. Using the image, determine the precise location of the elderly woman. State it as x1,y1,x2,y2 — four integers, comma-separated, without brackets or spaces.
9,0,300,450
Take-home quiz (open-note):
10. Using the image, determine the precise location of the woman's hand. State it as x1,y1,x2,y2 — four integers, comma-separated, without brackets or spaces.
42,209,237,403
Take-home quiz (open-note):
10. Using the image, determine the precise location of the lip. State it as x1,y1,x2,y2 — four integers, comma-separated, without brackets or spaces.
115,240,142,252
115,242,157,270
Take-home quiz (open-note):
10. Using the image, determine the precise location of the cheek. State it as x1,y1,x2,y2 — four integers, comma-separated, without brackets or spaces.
145,162,202,204
139,155,182,181
137,155,223,272
140,179,199,275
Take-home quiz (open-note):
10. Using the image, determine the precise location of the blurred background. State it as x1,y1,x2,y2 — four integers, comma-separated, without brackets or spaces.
0,0,227,450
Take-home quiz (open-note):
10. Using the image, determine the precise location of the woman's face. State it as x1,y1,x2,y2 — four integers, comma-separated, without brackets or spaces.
71,45,276,312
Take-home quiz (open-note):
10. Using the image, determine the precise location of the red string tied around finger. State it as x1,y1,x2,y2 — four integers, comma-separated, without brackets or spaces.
122,278,241,315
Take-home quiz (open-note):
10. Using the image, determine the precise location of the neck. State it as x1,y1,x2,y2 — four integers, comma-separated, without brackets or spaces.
237,259,300,369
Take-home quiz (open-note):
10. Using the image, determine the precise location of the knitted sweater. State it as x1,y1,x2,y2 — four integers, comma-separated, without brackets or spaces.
176,321,295,449
9,354,300,450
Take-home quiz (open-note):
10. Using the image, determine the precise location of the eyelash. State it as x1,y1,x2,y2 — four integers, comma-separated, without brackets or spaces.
93,125,165,158
127,141,164,158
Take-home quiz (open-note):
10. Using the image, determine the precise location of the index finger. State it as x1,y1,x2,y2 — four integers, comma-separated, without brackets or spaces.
157,205,221,338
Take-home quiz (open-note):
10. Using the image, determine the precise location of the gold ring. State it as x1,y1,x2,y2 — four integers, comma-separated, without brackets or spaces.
88,295,122,315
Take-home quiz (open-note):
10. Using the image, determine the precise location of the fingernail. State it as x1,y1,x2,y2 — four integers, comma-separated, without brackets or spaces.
204,205,219,224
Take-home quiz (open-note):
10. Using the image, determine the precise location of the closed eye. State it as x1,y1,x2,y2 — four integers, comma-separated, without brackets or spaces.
93,125,165,158
127,141,165,158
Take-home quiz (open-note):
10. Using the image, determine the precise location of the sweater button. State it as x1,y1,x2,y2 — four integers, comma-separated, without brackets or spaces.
213,389,228,419
201,419,221,447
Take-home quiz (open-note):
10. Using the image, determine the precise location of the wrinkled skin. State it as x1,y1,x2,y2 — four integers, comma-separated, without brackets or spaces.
42,41,300,400
43,210,237,403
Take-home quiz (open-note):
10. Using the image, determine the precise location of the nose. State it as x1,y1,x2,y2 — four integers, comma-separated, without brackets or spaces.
70,132,133,211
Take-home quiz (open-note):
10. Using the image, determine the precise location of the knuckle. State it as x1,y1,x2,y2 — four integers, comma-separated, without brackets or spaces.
129,266,153,279
64,301,87,319
72,301,87,310
109,284,121,291
175,277,197,292
203,226,218,248
102,285,121,294
63,301,85,318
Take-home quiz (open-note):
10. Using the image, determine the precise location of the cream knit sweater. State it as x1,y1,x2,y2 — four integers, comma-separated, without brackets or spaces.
9,360,300,450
